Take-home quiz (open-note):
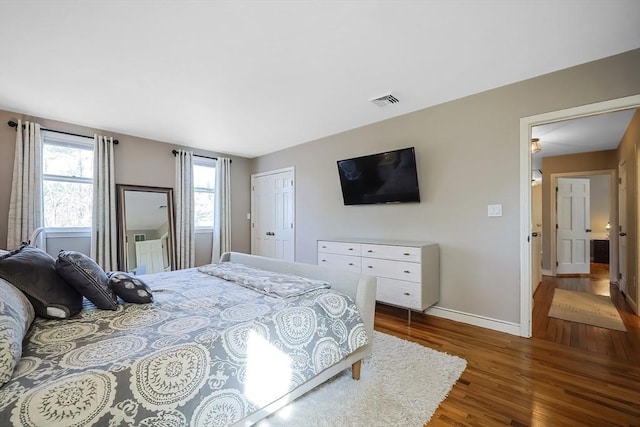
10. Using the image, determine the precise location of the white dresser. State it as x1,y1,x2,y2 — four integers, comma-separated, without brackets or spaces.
317,240,439,322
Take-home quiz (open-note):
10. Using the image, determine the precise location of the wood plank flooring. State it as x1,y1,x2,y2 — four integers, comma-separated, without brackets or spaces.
533,263,640,361
374,274,640,427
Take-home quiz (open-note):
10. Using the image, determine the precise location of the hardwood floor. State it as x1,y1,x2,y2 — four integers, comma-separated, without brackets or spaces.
533,263,640,361
375,290,640,426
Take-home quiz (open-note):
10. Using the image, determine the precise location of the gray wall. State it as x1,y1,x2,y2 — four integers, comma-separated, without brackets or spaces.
0,110,252,263
252,49,640,324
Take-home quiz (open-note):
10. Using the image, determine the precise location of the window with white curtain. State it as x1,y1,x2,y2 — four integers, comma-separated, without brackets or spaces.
193,159,216,229
42,131,94,229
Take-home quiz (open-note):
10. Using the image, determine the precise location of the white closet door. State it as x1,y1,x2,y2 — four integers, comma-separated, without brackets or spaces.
251,168,295,261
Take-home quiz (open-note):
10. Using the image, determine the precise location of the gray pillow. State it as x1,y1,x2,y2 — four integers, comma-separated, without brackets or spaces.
56,251,118,310
0,278,35,386
0,245,83,319
107,271,154,304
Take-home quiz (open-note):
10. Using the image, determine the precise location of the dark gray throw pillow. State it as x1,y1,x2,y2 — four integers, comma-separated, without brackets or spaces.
56,250,118,310
107,271,154,304
0,245,83,319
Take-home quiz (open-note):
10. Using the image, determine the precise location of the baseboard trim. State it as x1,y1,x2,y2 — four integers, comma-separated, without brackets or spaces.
425,306,521,336
626,293,638,315
541,269,553,276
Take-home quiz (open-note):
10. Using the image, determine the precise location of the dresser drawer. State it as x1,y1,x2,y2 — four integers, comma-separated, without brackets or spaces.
362,244,421,263
317,253,362,273
318,241,362,256
376,278,421,310
362,257,420,282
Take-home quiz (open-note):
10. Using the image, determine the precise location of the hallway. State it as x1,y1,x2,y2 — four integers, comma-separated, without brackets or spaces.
532,263,640,361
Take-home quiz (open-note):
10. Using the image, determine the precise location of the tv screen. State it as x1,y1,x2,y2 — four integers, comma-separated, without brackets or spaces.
336,147,421,205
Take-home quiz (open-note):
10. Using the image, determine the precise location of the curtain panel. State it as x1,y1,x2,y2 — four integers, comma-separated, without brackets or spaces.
175,150,195,269
91,135,117,270
212,157,232,263
7,120,43,249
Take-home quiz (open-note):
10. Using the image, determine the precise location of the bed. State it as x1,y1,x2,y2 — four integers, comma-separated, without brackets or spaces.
0,251,377,426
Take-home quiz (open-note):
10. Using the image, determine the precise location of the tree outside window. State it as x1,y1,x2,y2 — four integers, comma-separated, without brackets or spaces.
193,162,215,228
42,133,94,228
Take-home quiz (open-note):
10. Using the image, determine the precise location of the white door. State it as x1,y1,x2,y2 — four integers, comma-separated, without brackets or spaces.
135,239,164,274
531,232,542,293
251,168,295,261
531,183,542,294
556,177,591,274
618,162,627,293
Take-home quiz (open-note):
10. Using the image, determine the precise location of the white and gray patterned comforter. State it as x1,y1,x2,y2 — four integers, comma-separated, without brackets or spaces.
0,266,368,426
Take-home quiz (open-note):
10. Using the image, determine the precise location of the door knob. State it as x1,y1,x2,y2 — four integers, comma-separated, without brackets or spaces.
620,232,627,237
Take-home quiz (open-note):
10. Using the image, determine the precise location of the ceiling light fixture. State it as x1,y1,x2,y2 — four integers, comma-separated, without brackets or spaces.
531,169,542,187
531,138,542,154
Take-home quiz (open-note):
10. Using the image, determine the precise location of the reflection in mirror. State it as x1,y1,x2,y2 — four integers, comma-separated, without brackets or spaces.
117,185,175,274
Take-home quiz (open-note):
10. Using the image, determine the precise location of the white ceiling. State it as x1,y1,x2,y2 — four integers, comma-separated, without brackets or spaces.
531,108,637,171
0,1,639,158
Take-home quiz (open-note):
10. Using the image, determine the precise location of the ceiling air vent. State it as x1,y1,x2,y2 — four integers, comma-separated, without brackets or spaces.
370,94,399,107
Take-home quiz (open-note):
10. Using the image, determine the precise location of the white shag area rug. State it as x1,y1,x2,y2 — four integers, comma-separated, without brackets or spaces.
257,331,467,427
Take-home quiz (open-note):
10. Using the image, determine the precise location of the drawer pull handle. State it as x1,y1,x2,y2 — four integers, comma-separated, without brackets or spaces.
348,263,354,266
321,259,326,262
403,292,410,296
404,270,411,274
322,246,326,248
367,250,373,253
403,253,411,256
348,248,354,251
367,266,373,269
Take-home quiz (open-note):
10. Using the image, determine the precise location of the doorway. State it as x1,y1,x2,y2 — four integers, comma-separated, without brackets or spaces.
519,95,640,337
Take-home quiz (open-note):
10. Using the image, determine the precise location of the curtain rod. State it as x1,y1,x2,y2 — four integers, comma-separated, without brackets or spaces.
7,120,119,144
171,149,231,163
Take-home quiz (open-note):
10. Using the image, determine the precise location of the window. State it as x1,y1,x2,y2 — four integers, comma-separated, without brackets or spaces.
42,132,94,228
193,161,216,228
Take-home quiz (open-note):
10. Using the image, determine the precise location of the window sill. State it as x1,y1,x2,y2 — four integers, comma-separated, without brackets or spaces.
195,227,214,234
44,228,91,238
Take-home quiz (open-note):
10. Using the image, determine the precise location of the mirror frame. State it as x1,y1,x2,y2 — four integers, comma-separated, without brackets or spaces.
116,184,176,273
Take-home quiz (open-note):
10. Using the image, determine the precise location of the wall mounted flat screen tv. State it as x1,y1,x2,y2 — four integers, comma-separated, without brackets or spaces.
336,147,421,205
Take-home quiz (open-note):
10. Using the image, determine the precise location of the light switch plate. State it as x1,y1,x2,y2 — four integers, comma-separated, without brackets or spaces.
488,204,502,217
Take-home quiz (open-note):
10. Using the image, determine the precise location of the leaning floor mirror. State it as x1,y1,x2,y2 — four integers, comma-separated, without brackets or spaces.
117,184,176,274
